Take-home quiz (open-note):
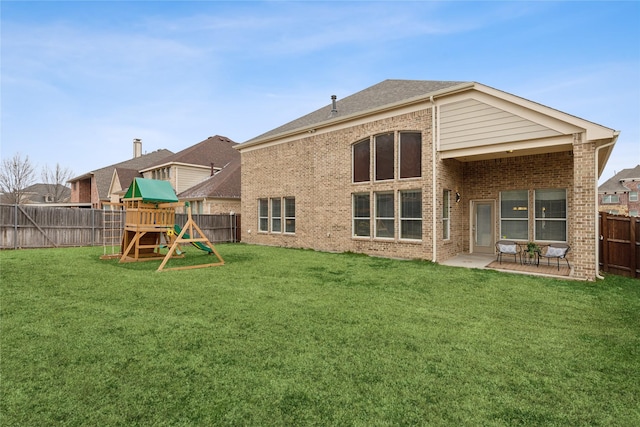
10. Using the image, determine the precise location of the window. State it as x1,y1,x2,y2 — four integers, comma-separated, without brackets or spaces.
602,194,619,204
284,197,296,233
375,133,394,181
630,210,638,217
630,191,638,202
443,190,450,240
500,190,529,240
258,199,268,232
535,189,567,241
271,198,282,233
353,139,370,183
399,132,421,179
353,193,370,237
400,190,422,240
375,192,394,238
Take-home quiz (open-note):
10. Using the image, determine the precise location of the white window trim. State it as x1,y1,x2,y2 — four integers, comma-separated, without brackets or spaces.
603,194,620,204
258,199,269,233
352,193,371,238
352,138,371,184
398,132,422,181
399,190,422,241
534,188,567,243
374,191,395,239
443,190,450,241
374,132,396,182
499,190,529,240
270,198,282,233
284,197,296,234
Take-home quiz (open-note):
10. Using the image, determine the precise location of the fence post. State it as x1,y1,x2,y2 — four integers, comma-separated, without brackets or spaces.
13,204,17,249
601,212,609,273
630,216,637,278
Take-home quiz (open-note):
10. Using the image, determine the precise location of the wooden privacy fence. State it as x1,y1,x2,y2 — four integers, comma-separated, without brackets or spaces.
599,212,639,279
0,204,241,249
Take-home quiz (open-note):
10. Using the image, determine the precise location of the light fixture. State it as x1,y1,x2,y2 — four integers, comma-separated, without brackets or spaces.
455,192,461,203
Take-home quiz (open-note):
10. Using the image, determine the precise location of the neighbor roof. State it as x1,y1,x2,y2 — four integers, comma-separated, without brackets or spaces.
178,159,241,200
244,79,468,144
599,164,640,193
143,135,239,171
69,149,174,201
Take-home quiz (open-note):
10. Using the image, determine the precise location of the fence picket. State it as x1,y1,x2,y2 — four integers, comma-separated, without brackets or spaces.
599,212,640,279
0,204,240,249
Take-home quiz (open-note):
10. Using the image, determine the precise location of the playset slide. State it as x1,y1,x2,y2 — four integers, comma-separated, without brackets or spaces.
173,224,213,253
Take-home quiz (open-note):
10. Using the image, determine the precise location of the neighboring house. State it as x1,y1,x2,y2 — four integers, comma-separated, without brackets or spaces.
237,79,619,281
178,158,241,214
139,135,240,214
1,183,71,205
107,168,143,204
598,164,640,216
68,140,173,208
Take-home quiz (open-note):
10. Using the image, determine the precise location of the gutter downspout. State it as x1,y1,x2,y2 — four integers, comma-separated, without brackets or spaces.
431,95,437,263
594,134,618,279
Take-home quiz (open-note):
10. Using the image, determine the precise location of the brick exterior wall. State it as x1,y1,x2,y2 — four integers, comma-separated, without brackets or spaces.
69,179,92,204
572,133,597,279
241,113,597,280
242,109,438,260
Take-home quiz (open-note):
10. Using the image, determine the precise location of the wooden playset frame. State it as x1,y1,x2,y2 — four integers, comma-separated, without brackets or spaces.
102,178,224,271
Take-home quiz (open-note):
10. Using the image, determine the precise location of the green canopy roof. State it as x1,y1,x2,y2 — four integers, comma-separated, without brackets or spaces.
123,178,179,203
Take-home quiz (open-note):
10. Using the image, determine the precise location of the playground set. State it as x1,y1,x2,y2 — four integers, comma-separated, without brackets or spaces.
101,178,224,271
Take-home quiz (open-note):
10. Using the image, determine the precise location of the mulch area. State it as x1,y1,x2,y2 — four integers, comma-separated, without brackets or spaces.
487,259,571,277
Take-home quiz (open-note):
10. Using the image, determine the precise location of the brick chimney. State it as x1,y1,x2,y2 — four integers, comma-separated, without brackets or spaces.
133,138,142,158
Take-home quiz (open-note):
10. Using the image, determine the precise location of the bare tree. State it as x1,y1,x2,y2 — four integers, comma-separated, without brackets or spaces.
42,163,74,202
0,153,36,204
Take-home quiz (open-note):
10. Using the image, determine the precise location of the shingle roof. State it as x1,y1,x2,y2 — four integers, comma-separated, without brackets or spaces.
178,158,241,199
145,135,239,169
22,183,71,203
245,79,468,143
69,149,174,201
113,168,143,194
598,164,640,193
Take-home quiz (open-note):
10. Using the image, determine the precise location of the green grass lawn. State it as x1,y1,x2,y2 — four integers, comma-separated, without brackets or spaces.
1,244,639,426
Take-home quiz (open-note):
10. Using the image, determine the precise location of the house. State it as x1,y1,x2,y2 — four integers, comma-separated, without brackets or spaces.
68,139,173,208
177,158,241,214
598,164,640,216
237,79,619,281
139,135,240,214
0,183,71,205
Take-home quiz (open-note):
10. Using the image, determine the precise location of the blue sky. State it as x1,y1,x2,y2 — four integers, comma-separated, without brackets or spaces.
2,1,639,182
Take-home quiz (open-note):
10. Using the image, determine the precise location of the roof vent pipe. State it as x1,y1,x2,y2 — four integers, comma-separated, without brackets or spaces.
133,138,142,158
331,95,337,113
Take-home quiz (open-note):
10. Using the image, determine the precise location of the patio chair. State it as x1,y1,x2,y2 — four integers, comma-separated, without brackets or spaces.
495,240,521,264
539,243,571,270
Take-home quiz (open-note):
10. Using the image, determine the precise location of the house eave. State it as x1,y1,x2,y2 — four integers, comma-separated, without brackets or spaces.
139,162,210,173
